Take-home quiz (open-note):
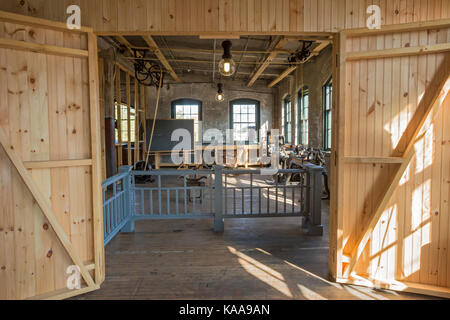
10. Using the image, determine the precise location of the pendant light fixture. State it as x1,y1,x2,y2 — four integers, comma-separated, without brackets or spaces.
215,83,225,102
218,40,236,77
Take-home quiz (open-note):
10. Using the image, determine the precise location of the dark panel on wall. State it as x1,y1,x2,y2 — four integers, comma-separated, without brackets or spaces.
145,119,194,152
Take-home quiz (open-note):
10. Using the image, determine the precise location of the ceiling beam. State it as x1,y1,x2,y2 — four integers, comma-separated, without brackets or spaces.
115,36,134,56
267,66,297,88
199,35,241,40
247,37,287,87
125,56,300,66
267,40,331,88
142,35,180,82
170,66,281,77
118,45,293,55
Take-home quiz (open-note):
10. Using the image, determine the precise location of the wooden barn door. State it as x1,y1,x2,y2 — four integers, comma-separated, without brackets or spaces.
330,20,450,298
0,11,104,299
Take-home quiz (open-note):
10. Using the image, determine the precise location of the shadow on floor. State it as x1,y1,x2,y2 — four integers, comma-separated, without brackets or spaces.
75,201,434,300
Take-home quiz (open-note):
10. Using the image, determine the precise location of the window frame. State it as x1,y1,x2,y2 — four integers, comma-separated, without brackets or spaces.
115,102,136,144
229,99,261,144
283,95,292,144
297,87,309,145
322,77,333,151
170,98,203,121
171,98,202,143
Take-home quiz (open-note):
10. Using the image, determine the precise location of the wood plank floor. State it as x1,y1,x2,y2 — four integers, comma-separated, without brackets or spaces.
75,201,434,300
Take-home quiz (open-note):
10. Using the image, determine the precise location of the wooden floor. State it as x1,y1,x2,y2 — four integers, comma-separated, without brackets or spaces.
75,201,434,300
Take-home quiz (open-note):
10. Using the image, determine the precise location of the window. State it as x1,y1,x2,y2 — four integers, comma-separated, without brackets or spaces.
283,96,292,144
115,103,136,143
323,78,332,150
171,99,202,142
298,87,309,145
230,99,260,144
281,101,285,138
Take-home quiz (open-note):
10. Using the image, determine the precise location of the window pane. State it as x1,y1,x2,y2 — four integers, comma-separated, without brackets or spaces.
173,101,201,142
231,101,259,143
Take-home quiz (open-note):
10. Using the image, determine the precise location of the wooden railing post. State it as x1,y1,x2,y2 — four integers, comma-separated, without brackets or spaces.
303,163,323,236
213,165,224,232
119,165,135,233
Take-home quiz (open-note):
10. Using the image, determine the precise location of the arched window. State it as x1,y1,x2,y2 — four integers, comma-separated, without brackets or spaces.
230,99,260,144
171,99,202,142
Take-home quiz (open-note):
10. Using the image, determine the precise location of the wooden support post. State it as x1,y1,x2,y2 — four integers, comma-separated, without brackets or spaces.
100,47,117,178
116,64,123,168
155,152,161,169
142,87,148,159
134,79,139,167
126,73,131,165
98,58,106,181
87,32,105,284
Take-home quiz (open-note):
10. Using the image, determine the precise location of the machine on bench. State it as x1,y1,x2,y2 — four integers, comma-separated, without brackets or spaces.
264,130,330,200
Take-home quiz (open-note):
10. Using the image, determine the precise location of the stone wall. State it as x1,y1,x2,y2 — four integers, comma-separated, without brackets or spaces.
275,45,333,149
147,81,275,142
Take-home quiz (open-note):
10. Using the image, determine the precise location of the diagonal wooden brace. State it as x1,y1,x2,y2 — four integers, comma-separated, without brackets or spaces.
0,126,97,289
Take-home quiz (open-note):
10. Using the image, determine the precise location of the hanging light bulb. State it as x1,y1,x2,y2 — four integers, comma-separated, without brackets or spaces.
218,40,236,77
215,83,225,102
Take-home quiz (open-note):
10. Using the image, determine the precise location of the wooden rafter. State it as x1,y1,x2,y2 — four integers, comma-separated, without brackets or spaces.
268,40,331,88
247,37,287,87
343,53,450,278
267,66,297,88
115,36,134,56
142,35,180,82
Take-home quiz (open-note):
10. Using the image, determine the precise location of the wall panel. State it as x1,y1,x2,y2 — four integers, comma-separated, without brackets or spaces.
332,23,450,297
0,12,104,300
0,0,448,34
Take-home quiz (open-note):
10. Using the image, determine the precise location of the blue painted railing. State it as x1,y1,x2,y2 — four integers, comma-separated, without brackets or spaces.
102,167,133,245
102,164,323,245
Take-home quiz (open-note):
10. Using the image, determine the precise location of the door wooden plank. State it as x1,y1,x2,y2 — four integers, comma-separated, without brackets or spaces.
344,57,450,277
0,125,96,289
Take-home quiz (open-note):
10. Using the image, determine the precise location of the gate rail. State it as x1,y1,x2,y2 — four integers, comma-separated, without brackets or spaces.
102,167,133,245
102,164,323,245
